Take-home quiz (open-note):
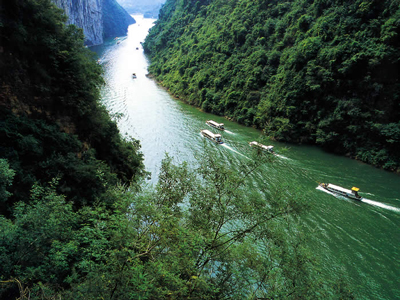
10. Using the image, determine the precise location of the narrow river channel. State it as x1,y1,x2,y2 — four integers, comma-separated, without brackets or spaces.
92,15,400,299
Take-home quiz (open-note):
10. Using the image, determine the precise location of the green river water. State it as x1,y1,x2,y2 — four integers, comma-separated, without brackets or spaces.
92,15,400,299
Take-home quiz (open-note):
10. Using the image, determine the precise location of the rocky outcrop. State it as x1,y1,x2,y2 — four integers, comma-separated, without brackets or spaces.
52,0,103,45
52,0,135,46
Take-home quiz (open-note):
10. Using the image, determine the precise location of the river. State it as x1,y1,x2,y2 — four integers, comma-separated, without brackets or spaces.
91,15,400,299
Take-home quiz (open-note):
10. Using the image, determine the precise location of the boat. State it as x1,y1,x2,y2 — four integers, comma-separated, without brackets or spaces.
201,129,223,144
249,141,274,153
206,120,225,130
132,73,137,79
319,183,362,201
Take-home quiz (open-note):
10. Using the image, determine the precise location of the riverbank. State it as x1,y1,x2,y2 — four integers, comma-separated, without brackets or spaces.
144,72,400,174
94,15,400,299
143,0,400,174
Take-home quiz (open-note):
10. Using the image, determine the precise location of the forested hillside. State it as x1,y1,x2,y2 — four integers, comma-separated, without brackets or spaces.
0,0,355,298
0,0,142,296
0,0,144,213
144,0,400,171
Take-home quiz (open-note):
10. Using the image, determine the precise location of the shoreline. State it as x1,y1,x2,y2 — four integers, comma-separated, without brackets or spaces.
145,72,399,174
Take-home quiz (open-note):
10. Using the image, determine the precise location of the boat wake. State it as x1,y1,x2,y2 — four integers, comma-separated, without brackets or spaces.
361,199,400,213
224,130,235,134
274,154,290,160
221,144,249,159
316,185,342,198
317,186,400,213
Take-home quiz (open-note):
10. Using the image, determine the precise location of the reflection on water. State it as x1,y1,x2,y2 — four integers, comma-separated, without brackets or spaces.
93,15,400,300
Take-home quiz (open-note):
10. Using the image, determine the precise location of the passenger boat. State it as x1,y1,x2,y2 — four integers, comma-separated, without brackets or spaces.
206,120,225,130
249,141,274,153
319,183,362,201
201,129,223,144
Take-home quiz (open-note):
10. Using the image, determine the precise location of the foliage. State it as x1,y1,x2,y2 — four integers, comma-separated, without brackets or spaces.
0,154,354,299
0,159,16,202
102,0,136,39
0,0,145,213
144,0,400,171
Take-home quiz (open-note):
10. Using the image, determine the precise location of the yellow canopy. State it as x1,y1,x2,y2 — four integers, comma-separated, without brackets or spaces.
351,187,360,192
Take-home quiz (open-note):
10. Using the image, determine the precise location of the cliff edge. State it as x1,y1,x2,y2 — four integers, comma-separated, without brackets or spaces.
52,0,135,45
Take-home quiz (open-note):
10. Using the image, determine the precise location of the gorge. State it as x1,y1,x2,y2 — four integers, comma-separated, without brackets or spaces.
52,0,135,45
93,16,400,299
144,0,400,172
1,0,400,298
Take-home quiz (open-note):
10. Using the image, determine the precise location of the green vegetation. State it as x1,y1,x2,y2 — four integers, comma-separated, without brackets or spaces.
103,0,136,39
144,0,400,171
1,0,354,298
0,152,354,299
0,0,144,214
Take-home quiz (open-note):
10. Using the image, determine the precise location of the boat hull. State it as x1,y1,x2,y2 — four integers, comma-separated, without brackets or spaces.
249,141,274,153
206,120,224,131
201,130,223,144
319,183,362,201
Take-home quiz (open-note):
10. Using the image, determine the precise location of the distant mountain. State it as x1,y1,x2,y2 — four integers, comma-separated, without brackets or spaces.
103,0,136,38
52,0,135,45
117,0,165,18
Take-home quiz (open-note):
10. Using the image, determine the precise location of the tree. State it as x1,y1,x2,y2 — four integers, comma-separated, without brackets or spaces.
1,151,354,299
0,159,15,203
69,152,353,299
143,0,400,171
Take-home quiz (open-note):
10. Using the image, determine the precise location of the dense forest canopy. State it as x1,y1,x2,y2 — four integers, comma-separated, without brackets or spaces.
144,0,400,171
1,0,355,298
0,0,145,214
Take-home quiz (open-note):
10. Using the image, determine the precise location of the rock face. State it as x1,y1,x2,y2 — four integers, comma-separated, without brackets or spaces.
52,0,103,45
52,0,135,45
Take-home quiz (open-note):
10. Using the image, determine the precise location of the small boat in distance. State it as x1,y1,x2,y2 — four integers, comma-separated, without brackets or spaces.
206,120,225,130
132,73,137,79
319,183,362,201
249,141,274,153
201,129,223,144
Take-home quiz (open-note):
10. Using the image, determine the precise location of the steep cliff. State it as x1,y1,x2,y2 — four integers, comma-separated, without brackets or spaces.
52,0,103,45
0,0,144,211
52,0,135,45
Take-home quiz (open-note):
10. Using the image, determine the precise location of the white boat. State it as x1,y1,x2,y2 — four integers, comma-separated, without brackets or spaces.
206,120,225,130
319,183,362,201
201,129,223,144
249,141,274,153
